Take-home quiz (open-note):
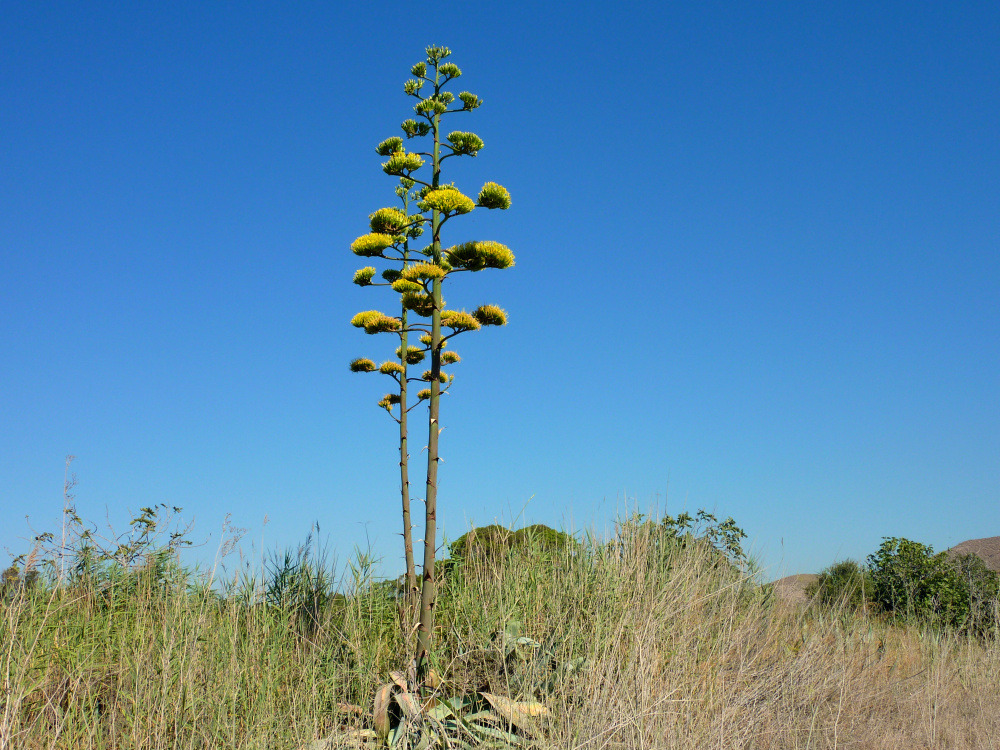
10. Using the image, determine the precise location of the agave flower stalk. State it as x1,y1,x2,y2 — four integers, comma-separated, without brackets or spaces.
351,185,429,601
349,45,513,686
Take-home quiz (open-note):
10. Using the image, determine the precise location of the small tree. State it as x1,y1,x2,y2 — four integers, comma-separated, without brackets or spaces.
349,45,513,680
867,537,1000,630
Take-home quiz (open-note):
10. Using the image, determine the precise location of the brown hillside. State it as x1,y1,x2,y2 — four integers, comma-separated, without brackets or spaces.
946,536,1000,572
771,573,818,605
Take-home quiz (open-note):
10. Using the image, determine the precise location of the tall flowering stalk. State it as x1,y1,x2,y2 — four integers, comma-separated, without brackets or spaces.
349,45,513,680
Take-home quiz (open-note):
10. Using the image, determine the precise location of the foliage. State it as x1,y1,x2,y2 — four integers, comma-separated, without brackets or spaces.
448,524,575,565
608,509,752,577
806,559,871,610
5,511,1000,749
866,537,1000,632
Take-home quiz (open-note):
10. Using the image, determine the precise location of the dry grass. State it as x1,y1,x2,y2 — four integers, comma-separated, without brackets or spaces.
2,516,998,749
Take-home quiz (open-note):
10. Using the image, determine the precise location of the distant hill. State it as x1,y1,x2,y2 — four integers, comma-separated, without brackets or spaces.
771,573,818,605
946,536,1000,572
770,536,999,607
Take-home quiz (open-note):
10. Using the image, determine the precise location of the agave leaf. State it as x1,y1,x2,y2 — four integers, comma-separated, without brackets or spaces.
388,723,403,748
397,691,422,720
374,683,394,740
467,720,527,746
480,692,548,737
435,695,484,742
389,671,409,690
463,710,497,723
513,636,541,662
424,701,454,722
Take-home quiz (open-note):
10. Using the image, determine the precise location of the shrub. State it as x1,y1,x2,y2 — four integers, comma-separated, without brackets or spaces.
806,559,870,610
867,537,999,632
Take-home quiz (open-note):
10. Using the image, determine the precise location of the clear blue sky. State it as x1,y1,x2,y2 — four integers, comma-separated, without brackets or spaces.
2,1,997,582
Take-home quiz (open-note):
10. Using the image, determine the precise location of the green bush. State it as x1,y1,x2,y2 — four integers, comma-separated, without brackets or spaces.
866,537,999,632
806,559,870,610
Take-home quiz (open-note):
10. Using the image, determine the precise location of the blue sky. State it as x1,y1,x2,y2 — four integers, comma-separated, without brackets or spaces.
2,1,997,582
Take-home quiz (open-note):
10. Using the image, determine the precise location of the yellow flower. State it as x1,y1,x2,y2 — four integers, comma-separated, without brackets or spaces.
351,233,394,257
420,188,475,215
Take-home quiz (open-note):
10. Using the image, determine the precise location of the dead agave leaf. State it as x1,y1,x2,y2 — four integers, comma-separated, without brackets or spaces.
373,683,394,740
480,692,548,736
396,690,422,720
389,671,409,690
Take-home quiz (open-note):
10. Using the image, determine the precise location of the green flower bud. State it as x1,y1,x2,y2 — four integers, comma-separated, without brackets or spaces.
353,267,376,286
447,131,484,156
403,79,423,96
440,310,481,331
438,91,455,105
379,361,405,376
350,358,377,373
382,151,425,175
351,233,395,257
425,45,451,62
420,188,475,215
376,137,404,156
440,351,461,365
458,92,481,110
473,305,507,326
415,99,448,116
401,119,419,137
477,182,511,210
422,370,449,384
438,62,461,78
396,345,426,365
401,262,446,281
381,269,403,282
411,62,427,77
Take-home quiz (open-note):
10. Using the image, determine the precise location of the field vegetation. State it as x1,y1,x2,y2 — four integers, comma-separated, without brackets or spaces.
2,507,999,749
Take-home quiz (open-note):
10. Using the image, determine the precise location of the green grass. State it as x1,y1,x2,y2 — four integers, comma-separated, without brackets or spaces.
2,513,999,749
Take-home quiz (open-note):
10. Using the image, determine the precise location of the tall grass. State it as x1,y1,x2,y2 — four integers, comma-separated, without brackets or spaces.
2,513,998,749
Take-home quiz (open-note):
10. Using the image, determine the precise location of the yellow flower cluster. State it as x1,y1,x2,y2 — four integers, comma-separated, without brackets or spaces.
369,207,408,235
350,310,400,334
421,188,475,215
351,233,394,257
379,361,406,376
440,310,481,331
352,267,376,286
395,345,426,365
445,241,515,271
477,182,511,210
401,262,446,281
473,305,508,326
401,292,437,317
349,358,376,373
382,151,424,175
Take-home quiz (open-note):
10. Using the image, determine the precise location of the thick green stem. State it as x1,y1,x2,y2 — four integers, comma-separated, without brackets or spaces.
416,95,443,682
